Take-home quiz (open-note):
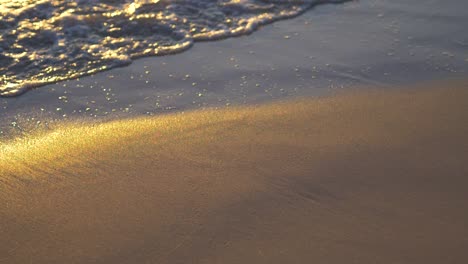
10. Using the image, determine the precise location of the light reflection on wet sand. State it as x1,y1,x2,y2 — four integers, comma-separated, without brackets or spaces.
1,81,468,263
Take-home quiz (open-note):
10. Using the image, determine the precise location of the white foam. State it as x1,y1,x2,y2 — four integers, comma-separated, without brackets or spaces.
0,0,344,97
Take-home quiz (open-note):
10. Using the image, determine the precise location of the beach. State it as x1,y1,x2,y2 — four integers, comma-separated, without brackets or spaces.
1,82,468,263
1,0,468,263
1,0,467,134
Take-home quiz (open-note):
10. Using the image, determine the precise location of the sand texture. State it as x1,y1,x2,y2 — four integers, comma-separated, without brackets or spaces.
1,81,468,263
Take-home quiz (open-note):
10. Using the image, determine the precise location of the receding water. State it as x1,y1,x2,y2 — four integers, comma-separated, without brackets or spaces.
0,0,346,97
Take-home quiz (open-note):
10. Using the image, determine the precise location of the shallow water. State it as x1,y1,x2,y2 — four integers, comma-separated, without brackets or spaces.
1,0,467,137
0,0,347,97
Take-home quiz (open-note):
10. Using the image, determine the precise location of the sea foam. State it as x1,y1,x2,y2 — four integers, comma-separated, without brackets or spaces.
0,0,345,97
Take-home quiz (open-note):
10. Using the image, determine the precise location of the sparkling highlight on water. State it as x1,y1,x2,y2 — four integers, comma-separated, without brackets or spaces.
0,0,345,97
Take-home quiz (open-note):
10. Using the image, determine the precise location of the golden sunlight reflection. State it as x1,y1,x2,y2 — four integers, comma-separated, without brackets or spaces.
0,0,312,97
1,84,468,264
1,83,468,182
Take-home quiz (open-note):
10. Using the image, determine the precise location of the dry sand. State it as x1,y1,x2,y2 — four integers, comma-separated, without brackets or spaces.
1,80,468,263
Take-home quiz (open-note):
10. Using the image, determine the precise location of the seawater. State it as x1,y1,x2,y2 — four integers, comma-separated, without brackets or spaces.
0,0,344,97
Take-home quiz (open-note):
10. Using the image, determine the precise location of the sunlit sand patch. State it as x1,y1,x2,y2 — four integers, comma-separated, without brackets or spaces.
1,82,468,263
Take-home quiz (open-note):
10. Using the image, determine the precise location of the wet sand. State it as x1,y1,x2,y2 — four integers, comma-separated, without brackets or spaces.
1,80,468,263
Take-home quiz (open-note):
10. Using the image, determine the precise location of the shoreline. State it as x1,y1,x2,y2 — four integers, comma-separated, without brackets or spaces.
0,1,353,98
1,81,468,263
2,0,467,135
